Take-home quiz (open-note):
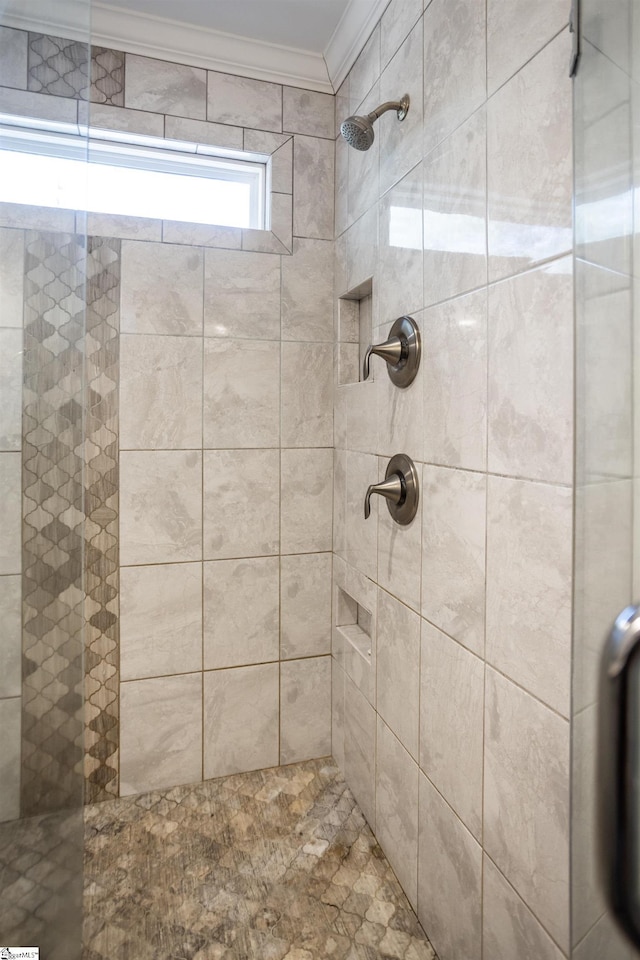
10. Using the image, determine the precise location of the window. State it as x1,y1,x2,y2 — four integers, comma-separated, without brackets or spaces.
0,115,268,229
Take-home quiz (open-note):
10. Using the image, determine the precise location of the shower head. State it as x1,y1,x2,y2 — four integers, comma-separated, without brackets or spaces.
340,95,410,151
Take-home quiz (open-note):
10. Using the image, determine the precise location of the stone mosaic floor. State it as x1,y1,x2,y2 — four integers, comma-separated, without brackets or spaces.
83,758,437,960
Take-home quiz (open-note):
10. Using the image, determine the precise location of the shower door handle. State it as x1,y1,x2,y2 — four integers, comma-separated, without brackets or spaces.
599,604,640,949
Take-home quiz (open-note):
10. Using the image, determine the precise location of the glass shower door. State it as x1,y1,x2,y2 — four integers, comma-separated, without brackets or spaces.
0,2,90,956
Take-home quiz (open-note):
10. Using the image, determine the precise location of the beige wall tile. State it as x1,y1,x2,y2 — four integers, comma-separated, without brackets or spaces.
0,328,21,451
0,697,20,822
120,673,202,795
347,84,381,225
204,248,281,340
165,115,243,150
423,109,487,306
346,451,378,580
381,0,423,69
347,205,378,292
163,220,241,249
420,622,484,838
293,135,335,240
418,772,483,960
0,576,20,699
422,465,486,656
283,87,334,139
120,334,202,449
125,54,206,119
488,259,574,485
379,23,423,196
281,342,333,448
208,72,282,131
120,450,202,565
121,240,203,336
86,213,162,242
486,477,572,717
281,239,333,341
487,0,569,94
332,659,346,772
376,589,420,758
378,163,424,321
204,339,280,449
120,563,202,681
484,669,570,951
572,911,633,960
204,663,279,778
204,557,279,669
281,448,332,554
0,86,77,123
89,102,164,137
344,676,376,828
281,553,332,660
0,227,24,327
377,488,422,613
280,656,331,764
487,31,572,281
0,453,21,575
350,26,380,109
376,717,420,909
0,26,27,88
423,289,487,471
204,449,279,559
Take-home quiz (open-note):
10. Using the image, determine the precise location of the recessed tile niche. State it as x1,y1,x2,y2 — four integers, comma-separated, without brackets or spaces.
337,279,374,385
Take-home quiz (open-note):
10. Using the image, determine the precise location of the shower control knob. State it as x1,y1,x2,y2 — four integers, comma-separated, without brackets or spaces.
364,454,419,526
363,315,421,387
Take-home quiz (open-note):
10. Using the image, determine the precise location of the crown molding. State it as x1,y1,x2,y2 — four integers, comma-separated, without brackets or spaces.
324,0,391,92
2,0,390,96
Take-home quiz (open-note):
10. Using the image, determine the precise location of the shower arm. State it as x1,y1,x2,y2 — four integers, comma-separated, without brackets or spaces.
368,97,410,122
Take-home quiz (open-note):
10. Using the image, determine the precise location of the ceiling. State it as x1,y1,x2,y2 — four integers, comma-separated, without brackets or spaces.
101,0,350,53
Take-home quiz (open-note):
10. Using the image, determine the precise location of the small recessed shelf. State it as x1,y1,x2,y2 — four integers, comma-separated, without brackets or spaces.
337,279,374,385
336,586,372,662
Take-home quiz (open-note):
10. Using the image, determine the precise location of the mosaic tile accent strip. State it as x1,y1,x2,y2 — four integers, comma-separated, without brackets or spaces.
0,809,83,960
84,758,437,960
27,32,89,100
91,47,125,107
22,230,86,816
84,236,121,804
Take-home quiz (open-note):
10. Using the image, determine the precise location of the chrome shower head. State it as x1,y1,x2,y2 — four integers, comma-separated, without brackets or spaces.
340,95,410,151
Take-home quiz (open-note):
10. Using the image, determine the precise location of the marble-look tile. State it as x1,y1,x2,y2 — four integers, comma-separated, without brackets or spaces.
423,109,487,306
332,659,346,772
120,334,202,449
281,553,332,659
486,476,572,717
488,259,573,484
0,228,24,328
280,656,332,764
250,192,292,252
379,163,423,320
203,339,280,449
281,342,333,448
484,668,570,951
376,341,424,470
376,717,420,909
0,698,20,822
381,0,424,68
1,203,73,234
418,772,482,960
483,856,566,960
420,622,484,838
120,451,202,565
344,676,376,829
350,25,381,108
165,115,243,150
164,220,241,249
281,448,332,554
423,288,487,470
347,205,378,292
346,451,378,581
347,84,381,225
203,557,279,669
282,238,333,341
293,135,334,240
204,449,279,559
125,54,206,119
376,589,420,758
335,560,378,707
422,465,486,656
120,240,203,336
335,132,349,238
572,705,606,945
0,454,21,575
120,673,202,795
244,129,291,178
334,448,347,559
0,86,77,123
204,248,280,340
0,26,27,88
377,457,422,612
283,87,334,139
488,0,569,94
423,0,486,155
0,576,20,699
204,663,279,779
487,31,572,281
572,910,633,960
120,562,202,680
379,25,423,196
86,213,162,242
0,328,21,451
208,72,282,131
89,103,164,137
346,381,377,453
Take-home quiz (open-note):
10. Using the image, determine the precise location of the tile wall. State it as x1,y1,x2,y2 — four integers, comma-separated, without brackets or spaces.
332,1,574,958
0,24,335,806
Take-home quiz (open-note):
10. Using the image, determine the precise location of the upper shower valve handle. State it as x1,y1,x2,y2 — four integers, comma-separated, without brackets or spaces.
340,95,410,150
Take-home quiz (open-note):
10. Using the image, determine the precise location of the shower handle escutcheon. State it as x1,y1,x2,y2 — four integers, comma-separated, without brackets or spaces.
364,454,419,525
363,315,421,387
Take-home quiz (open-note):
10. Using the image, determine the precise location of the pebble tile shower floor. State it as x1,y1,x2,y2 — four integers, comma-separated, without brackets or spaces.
83,758,437,960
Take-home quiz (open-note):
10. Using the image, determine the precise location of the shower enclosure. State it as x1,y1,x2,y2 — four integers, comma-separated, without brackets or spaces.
0,1,90,956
